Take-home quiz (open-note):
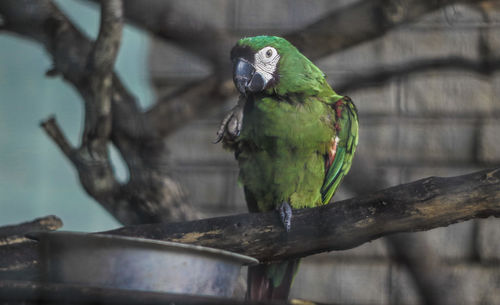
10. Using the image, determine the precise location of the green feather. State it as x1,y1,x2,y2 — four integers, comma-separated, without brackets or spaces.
321,147,346,203
320,97,359,204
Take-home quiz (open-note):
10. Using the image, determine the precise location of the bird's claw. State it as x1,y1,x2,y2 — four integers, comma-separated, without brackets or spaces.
214,96,245,144
214,111,234,143
277,201,292,232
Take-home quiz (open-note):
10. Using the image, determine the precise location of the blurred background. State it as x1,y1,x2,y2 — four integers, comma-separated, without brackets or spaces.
0,0,499,304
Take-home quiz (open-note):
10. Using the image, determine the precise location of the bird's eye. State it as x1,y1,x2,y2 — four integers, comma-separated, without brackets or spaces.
257,47,278,65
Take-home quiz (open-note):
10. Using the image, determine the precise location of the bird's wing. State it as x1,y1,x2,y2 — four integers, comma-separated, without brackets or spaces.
320,96,359,204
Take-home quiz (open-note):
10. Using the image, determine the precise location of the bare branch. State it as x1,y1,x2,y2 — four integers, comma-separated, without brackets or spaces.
87,0,123,75
39,117,75,161
108,167,500,262
2,168,499,281
82,0,123,146
0,216,62,280
0,0,196,225
0,216,62,246
285,0,483,60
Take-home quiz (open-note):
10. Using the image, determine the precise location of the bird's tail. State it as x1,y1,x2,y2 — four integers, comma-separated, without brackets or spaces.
246,259,300,301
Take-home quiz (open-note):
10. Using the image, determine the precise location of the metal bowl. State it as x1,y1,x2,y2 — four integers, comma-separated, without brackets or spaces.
28,231,258,297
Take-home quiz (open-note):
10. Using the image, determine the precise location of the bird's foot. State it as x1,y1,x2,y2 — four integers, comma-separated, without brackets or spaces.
277,201,292,232
214,95,245,144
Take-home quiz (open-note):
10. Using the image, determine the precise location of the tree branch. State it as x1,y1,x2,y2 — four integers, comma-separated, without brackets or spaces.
81,0,123,147
0,216,62,246
286,0,483,60
87,0,123,75
39,116,75,161
107,167,500,262
2,168,499,280
0,216,62,280
0,0,198,225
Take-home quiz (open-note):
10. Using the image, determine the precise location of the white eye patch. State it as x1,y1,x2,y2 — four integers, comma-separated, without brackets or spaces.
254,46,280,83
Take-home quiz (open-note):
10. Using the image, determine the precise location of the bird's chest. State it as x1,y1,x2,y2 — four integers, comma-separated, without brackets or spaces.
239,97,334,152
236,96,333,210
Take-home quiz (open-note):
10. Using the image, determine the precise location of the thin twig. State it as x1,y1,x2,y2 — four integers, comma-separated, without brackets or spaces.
40,117,75,161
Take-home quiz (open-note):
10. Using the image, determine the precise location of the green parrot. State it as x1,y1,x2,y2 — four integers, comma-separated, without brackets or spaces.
216,36,358,300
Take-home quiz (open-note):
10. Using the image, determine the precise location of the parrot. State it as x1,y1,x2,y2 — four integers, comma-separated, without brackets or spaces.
215,36,358,301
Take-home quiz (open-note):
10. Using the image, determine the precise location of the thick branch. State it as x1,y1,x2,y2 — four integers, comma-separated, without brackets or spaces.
0,216,62,246
108,167,500,262
2,169,498,280
0,216,62,280
0,0,197,225
87,0,123,75
82,0,123,146
286,0,482,60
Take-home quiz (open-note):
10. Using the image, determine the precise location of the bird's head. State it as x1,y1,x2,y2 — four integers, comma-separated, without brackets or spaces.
230,36,328,97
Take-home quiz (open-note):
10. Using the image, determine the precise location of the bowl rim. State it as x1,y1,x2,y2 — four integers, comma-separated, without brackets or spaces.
27,231,259,265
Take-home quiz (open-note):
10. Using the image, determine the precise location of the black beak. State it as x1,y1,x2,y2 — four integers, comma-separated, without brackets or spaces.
233,58,265,95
